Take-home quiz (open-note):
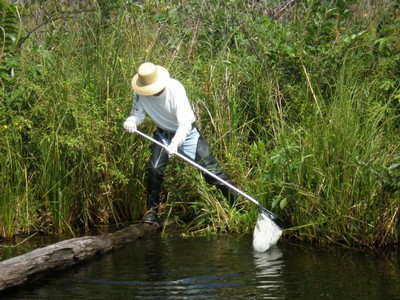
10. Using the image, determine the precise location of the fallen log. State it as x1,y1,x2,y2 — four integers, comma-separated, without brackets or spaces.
0,222,159,292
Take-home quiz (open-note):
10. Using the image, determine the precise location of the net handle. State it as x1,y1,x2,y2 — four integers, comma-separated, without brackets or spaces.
134,129,282,227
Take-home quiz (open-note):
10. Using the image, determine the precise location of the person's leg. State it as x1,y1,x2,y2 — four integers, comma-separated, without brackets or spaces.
180,128,238,205
144,131,170,221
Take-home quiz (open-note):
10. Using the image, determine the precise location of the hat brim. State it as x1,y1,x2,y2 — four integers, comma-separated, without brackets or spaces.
131,65,170,96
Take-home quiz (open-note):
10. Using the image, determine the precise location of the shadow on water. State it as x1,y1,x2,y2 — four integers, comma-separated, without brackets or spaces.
3,234,400,299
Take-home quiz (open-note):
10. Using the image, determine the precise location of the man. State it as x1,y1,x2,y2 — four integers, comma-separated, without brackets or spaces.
123,62,238,223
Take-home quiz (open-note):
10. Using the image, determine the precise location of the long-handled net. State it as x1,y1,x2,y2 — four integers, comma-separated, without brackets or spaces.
134,129,283,252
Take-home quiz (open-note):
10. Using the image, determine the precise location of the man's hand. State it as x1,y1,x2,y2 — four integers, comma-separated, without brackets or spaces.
165,142,178,155
123,120,137,133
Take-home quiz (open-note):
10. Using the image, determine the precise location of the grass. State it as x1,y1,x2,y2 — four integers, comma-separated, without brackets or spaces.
0,0,399,247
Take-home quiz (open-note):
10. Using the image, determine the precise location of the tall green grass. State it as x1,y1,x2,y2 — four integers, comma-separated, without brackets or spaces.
265,64,399,247
0,135,29,238
0,0,399,247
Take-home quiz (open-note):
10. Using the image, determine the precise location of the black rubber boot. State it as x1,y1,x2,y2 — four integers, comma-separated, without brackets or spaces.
142,207,158,224
144,131,170,223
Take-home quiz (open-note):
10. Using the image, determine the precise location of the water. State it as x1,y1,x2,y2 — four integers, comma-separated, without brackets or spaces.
3,234,400,299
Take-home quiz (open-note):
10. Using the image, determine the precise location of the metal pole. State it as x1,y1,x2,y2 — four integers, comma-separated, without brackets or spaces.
134,129,280,223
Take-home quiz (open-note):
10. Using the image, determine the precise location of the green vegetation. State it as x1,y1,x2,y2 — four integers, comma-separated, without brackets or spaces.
0,0,399,248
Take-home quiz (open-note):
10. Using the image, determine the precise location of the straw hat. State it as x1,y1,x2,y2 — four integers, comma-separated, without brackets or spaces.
131,62,170,96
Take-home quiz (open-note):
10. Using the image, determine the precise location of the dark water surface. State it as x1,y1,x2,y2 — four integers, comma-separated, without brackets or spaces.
3,234,400,299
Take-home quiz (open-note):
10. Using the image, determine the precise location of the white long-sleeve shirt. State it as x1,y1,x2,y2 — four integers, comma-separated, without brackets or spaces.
126,78,196,147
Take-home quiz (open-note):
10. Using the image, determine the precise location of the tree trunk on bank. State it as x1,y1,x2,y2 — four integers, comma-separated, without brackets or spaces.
0,222,159,293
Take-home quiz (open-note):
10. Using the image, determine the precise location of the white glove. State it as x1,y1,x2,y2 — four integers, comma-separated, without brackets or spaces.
123,120,137,133
165,142,178,155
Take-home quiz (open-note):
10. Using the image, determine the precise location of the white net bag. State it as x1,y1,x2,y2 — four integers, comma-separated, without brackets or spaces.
252,209,283,252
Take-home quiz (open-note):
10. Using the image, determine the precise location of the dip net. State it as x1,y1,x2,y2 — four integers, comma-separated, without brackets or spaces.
252,208,283,252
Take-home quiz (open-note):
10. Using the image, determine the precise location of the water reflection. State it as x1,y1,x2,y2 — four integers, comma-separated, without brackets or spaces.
253,246,284,278
143,236,165,282
252,246,285,299
93,237,244,299
2,236,400,300
91,236,249,299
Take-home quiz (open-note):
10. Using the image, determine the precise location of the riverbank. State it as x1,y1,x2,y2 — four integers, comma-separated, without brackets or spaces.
1,0,399,248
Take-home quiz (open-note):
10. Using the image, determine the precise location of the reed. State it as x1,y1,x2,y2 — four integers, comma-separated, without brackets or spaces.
270,65,399,246
0,136,27,238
